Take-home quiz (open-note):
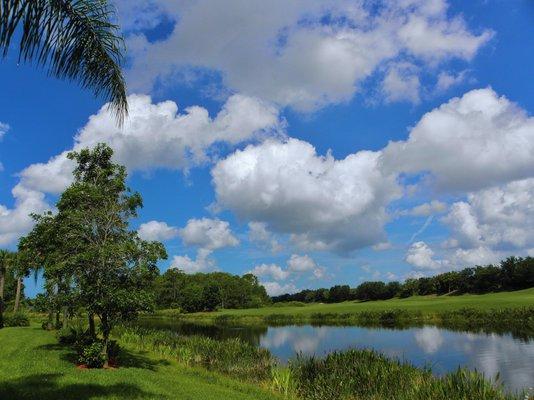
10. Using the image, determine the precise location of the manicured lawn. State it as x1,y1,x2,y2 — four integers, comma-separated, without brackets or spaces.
0,325,278,400
177,288,534,318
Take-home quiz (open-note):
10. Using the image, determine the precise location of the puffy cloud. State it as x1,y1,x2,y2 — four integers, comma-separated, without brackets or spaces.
405,241,446,270
382,88,534,192
179,218,239,251
212,138,400,253
170,248,214,274
442,178,534,258
248,221,283,253
248,263,290,281
287,254,324,278
138,220,178,241
450,246,500,267
169,218,239,274
249,254,324,282
18,154,75,194
122,0,491,110
17,94,280,196
0,94,278,246
0,184,50,246
261,281,298,296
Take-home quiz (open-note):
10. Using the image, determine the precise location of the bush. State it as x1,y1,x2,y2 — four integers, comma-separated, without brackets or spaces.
4,313,30,327
56,325,87,345
77,340,106,368
41,320,55,330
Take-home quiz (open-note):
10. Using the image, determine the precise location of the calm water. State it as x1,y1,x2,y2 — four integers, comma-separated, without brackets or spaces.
137,319,534,393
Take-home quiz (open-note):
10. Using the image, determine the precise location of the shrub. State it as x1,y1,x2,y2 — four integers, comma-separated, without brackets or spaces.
78,341,106,368
41,320,55,331
56,325,87,345
4,313,30,327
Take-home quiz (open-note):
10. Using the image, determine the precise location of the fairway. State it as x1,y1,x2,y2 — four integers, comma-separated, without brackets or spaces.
0,326,278,400
175,288,534,319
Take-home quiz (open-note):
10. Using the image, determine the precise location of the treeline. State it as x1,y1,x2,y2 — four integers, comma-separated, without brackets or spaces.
273,256,534,303
154,269,270,312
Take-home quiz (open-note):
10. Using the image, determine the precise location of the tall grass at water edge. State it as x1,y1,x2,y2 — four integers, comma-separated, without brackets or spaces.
114,326,528,400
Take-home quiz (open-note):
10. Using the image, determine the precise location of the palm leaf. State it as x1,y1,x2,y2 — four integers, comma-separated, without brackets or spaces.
0,0,128,124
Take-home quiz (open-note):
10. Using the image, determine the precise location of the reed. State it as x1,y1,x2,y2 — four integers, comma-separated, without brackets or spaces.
290,349,521,400
115,326,273,382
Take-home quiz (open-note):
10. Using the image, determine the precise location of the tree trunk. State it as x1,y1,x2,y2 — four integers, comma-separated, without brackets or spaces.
0,270,5,329
101,313,110,368
88,313,96,338
13,277,22,313
0,270,5,299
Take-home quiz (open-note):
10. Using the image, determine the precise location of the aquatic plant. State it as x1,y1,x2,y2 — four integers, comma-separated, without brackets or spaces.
290,349,520,400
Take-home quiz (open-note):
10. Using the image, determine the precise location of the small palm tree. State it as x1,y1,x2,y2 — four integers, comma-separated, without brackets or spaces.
0,249,13,328
0,0,128,122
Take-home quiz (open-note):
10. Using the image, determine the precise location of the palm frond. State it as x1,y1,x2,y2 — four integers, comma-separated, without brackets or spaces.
0,0,128,124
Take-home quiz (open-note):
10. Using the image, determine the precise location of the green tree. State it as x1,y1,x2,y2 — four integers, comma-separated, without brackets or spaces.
0,0,128,121
27,144,167,358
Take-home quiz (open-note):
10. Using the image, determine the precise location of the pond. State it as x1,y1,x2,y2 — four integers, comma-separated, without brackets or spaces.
136,319,534,394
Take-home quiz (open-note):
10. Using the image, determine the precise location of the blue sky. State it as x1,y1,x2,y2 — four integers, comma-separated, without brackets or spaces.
0,0,533,297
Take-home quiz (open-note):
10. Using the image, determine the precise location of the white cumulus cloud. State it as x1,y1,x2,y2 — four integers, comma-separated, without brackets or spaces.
212,138,400,253
382,88,534,192
405,241,446,270
138,220,179,241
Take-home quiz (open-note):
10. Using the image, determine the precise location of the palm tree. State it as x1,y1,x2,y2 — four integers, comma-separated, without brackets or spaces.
0,0,128,123
12,252,23,313
0,249,13,328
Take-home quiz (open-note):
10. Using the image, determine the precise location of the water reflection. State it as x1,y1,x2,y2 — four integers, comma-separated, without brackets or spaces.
414,327,444,353
137,319,534,393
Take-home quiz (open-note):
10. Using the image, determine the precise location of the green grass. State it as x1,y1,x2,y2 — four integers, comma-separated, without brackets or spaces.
0,325,279,400
160,288,534,319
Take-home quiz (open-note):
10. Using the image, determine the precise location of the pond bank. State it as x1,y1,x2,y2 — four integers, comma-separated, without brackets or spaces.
116,325,529,400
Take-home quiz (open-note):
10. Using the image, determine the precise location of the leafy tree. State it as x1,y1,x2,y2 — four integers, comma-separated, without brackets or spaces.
26,144,167,359
154,270,270,312
329,285,351,302
0,0,128,122
354,282,387,301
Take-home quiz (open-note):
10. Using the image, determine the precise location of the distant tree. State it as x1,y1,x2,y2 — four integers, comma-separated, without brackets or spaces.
417,277,436,296
354,282,387,301
384,281,401,299
0,0,128,122
329,285,351,303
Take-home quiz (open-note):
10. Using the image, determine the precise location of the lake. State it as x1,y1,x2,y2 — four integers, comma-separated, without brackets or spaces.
136,319,534,394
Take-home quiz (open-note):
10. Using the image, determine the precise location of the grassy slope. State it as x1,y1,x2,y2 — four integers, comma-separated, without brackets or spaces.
0,326,278,400
177,288,534,319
